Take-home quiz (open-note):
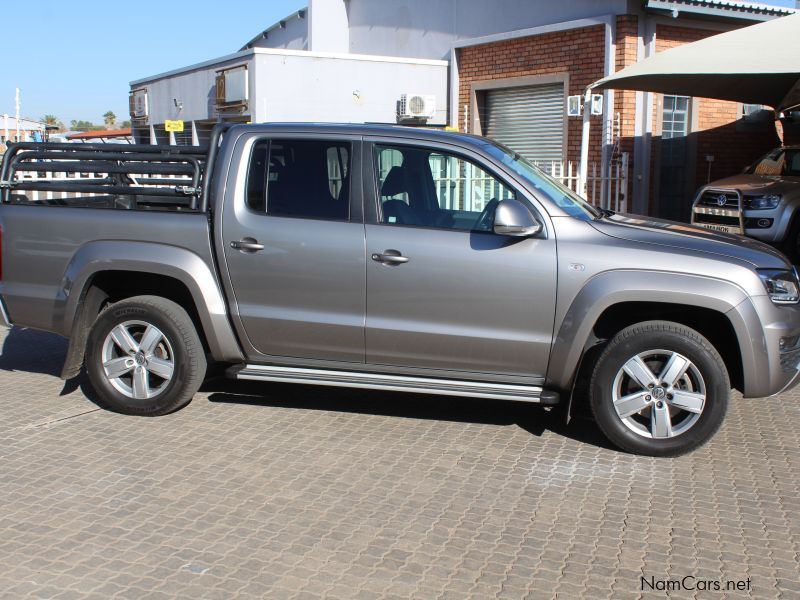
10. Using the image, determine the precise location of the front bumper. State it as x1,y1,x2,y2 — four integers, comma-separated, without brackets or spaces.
741,295,800,397
742,204,793,244
691,195,792,244
0,295,11,328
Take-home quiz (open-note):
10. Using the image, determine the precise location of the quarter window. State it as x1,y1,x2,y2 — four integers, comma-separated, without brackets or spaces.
374,144,515,231
246,139,350,221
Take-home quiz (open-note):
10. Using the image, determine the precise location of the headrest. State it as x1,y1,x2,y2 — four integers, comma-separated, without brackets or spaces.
381,166,406,197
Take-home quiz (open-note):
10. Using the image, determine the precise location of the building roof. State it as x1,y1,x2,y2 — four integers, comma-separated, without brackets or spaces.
130,47,446,87
646,0,796,20
1,115,45,129
66,128,132,140
239,7,307,51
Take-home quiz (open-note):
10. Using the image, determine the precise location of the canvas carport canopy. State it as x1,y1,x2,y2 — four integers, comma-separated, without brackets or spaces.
592,12,800,112
574,11,800,196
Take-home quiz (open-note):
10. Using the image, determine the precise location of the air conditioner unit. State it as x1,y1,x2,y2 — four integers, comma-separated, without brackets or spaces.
398,93,436,120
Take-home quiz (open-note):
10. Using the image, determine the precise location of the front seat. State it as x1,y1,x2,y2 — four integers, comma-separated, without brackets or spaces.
380,166,422,225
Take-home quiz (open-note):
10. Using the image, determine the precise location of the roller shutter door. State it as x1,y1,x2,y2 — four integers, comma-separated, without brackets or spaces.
481,83,565,163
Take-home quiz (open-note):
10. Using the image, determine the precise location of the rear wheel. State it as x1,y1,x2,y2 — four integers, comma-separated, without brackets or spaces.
85,296,206,415
590,321,729,457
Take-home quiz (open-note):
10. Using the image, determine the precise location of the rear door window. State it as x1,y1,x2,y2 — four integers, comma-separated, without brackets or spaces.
246,139,351,221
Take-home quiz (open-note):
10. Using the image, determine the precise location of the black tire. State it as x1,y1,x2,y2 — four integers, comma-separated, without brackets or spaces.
85,295,206,415
589,320,729,457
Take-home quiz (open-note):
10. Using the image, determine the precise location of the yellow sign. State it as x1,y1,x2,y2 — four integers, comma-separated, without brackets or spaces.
164,120,184,133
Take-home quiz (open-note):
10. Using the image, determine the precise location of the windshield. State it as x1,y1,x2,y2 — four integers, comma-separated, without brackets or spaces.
746,148,800,177
481,141,601,220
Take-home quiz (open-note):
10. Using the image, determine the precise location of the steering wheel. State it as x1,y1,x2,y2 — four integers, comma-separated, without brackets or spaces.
473,198,499,232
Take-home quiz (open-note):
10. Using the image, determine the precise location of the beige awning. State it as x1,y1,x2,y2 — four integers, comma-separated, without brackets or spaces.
593,12,800,112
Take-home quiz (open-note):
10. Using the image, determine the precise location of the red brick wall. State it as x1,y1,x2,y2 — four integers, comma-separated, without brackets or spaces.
456,24,606,167
653,25,780,201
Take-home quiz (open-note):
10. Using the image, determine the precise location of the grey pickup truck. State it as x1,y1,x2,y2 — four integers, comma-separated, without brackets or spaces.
1,124,799,456
691,146,800,261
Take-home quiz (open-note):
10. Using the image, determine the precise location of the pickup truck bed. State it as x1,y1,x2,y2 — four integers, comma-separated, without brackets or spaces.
0,129,241,366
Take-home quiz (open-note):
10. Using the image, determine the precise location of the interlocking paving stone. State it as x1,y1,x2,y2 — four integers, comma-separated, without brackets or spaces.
0,326,798,599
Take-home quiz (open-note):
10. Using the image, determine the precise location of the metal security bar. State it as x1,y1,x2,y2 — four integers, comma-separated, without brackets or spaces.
535,152,629,213
430,155,514,212
0,141,208,210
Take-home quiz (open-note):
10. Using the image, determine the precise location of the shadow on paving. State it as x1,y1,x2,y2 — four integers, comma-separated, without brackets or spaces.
203,379,615,452
0,327,68,377
1,326,615,452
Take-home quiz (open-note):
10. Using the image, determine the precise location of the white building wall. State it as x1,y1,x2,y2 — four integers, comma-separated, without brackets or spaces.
345,0,630,59
131,53,256,124
131,48,447,140
253,50,447,125
1,115,45,142
308,0,349,52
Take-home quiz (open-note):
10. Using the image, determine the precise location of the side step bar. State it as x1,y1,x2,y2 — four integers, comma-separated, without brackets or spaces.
229,365,559,404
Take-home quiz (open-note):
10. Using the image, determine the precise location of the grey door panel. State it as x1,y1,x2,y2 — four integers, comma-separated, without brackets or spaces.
224,217,366,362
365,224,556,376
220,135,367,363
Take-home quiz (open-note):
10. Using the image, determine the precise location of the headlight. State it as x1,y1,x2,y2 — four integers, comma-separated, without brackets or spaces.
746,194,781,210
758,268,800,304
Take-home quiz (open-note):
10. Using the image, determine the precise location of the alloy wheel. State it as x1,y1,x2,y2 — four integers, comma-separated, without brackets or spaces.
611,349,706,439
101,320,176,400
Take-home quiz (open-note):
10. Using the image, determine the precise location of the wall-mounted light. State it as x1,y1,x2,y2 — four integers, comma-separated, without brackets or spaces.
590,94,603,116
567,95,582,117
173,98,183,111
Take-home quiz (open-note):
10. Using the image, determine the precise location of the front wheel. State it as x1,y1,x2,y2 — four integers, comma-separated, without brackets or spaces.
85,295,206,415
589,321,729,457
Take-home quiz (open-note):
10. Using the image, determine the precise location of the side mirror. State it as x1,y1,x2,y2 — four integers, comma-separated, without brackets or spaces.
493,199,543,237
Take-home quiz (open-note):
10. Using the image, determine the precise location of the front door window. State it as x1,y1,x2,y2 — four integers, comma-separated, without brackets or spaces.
375,144,515,231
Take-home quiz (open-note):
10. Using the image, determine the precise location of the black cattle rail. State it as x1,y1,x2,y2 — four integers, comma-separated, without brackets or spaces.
0,141,210,211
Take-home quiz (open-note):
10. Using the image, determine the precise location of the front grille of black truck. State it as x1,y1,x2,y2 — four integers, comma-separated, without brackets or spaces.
691,188,744,233
695,190,740,209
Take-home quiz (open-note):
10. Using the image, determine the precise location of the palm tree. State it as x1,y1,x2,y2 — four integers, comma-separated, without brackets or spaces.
41,114,65,136
103,111,117,128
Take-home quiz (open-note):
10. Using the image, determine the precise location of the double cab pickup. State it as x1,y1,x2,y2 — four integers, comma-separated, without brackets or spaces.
1,123,799,456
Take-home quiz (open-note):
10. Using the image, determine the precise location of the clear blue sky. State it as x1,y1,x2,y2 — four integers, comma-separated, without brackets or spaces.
2,0,305,126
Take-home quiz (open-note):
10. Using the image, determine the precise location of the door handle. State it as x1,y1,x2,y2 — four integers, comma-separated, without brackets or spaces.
371,249,409,265
230,238,265,252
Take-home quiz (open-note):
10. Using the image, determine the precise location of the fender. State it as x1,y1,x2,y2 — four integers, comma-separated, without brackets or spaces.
56,240,244,366
547,270,761,394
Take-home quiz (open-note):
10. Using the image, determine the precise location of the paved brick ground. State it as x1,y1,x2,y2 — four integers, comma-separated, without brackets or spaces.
0,325,798,599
